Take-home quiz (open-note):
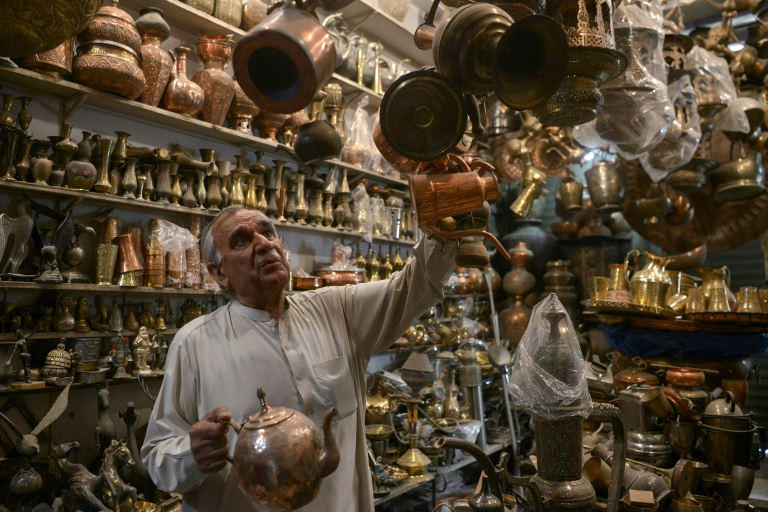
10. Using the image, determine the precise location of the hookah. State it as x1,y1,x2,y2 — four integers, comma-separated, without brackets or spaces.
437,295,626,511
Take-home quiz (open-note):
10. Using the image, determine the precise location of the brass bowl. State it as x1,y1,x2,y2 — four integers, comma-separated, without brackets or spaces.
315,267,366,286
708,153,767,201
292,275,324,291
365,424,394,441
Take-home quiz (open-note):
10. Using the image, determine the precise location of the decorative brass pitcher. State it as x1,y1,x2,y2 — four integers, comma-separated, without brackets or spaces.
628,250,675,308
698,266,736,312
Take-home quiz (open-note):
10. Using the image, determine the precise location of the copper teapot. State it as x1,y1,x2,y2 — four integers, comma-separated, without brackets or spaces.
222,388,340,511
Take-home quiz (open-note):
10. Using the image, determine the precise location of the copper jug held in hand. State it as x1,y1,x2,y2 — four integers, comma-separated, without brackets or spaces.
221,388,340,512
233,2,336,114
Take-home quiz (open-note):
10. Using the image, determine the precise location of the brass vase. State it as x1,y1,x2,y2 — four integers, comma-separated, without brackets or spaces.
72,0,146,100
162,46,205,117
228,79,260,134
192,35,236,126
136,7,173,108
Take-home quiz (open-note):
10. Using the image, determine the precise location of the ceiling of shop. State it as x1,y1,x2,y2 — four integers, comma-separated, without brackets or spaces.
681,0,758,41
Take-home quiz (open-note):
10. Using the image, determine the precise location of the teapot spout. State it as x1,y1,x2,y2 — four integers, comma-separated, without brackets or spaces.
318,407,340,478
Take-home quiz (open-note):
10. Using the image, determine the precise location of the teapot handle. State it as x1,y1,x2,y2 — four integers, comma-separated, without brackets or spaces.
724,390,737,413
624,249,640,279
217,418,243,464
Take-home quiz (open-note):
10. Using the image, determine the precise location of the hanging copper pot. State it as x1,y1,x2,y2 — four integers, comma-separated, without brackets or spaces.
372,121,420,176
233,3,336,114
432,5,567,111
379,70,468,162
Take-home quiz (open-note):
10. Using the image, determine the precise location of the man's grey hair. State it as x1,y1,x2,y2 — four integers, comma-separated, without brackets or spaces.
201,205,246,266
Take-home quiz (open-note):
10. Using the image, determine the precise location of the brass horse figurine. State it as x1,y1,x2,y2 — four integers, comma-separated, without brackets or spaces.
99,439,138,510
49,441,111,512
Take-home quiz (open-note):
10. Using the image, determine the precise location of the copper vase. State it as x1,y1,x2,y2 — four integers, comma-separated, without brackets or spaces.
136,7,173,107
192,35,236,126
227,78,260,134
162,46,205,117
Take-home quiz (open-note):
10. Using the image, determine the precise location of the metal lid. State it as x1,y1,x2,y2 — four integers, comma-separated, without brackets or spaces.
242,387,294,430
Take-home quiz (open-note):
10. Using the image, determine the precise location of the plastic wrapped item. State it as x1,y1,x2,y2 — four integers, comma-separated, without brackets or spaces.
367,110,385,174
342,97,373,167
351,183,373,243
640,75,702,181
685,46,748,133
576,0,673,160
331,240,352,267
149,219,200,253
507,294,592,420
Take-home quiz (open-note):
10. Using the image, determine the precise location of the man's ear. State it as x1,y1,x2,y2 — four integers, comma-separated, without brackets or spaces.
207,261,228,289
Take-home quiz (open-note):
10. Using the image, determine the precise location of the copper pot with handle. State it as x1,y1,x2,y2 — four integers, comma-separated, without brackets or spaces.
220,387,340,511
233,2,336,114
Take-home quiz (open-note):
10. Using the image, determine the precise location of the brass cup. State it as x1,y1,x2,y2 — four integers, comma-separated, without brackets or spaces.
582,455,612,492
96,243,119,286
132,502,161,512
707,287,732,313
592,276,610,300
631,281,671,308
641,387,673,419
736,285,761,313
607,263,631,291
686,287,707,313
691,495,722,512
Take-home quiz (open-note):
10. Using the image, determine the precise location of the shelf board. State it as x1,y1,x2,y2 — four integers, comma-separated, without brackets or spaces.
325,0,433,67
332,73,383,109
0,328,180,342
0,180,416,245
122,0,247,39
0,66,401,186
0,278,222,296
0,373,163,398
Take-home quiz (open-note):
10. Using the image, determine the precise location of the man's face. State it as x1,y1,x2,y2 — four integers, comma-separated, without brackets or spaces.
208,210,289,301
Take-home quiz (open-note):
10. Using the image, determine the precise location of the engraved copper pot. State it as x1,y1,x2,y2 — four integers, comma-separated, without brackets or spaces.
15,37,75,80
233,4,337,114
162,46,205,117
192,35,236,126
221,388,340,511
72,0,146,100
0,0,100,58
136,7,173,107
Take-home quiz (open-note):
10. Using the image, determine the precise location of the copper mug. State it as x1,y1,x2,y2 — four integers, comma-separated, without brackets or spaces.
233,3,336,114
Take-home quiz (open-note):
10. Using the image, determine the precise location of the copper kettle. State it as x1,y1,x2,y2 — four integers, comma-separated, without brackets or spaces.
221,388,340,511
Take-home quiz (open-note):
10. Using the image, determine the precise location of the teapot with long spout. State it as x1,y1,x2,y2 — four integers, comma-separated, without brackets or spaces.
221,387,340,511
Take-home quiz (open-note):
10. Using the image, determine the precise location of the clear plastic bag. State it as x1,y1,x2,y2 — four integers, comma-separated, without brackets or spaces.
685,45,748,133
149,219,200,252
507,294,592,420
351,183,372,243
640,75,702,181
342,97,373,167
576,0,673,160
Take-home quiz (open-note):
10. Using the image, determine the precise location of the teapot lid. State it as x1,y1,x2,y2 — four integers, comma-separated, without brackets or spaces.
242,388,295,430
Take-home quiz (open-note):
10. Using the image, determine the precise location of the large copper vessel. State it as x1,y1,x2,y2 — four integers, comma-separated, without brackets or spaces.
0,0,101,58
233,4,336,114
136,7,173,107
192,35,236,126
72,0,146,100
15,37,75,80
223,388,340,511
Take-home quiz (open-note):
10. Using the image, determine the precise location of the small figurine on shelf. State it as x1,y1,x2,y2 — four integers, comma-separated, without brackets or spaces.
132,326,154,378
89,295,110,331
111,330,130,380
10,329,44,390
42,339,73,386
33,245,63,283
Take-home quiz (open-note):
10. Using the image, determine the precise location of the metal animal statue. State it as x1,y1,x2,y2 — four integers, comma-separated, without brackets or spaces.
49,441,111,512
0,198,33,275
99,440,138,510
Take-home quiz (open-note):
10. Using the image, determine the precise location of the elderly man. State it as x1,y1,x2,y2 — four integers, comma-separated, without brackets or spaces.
141,205,456,512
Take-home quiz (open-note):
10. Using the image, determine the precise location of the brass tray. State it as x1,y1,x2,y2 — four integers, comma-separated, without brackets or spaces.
684,311,768,325
581,299,678,319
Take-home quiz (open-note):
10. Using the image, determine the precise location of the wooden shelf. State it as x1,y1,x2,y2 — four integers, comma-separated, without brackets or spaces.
0,328,180,342
0,373,163,398
0,66,400,188
0,180,415,246
122,0,247,39
0,278,222,296
322,0,433,67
